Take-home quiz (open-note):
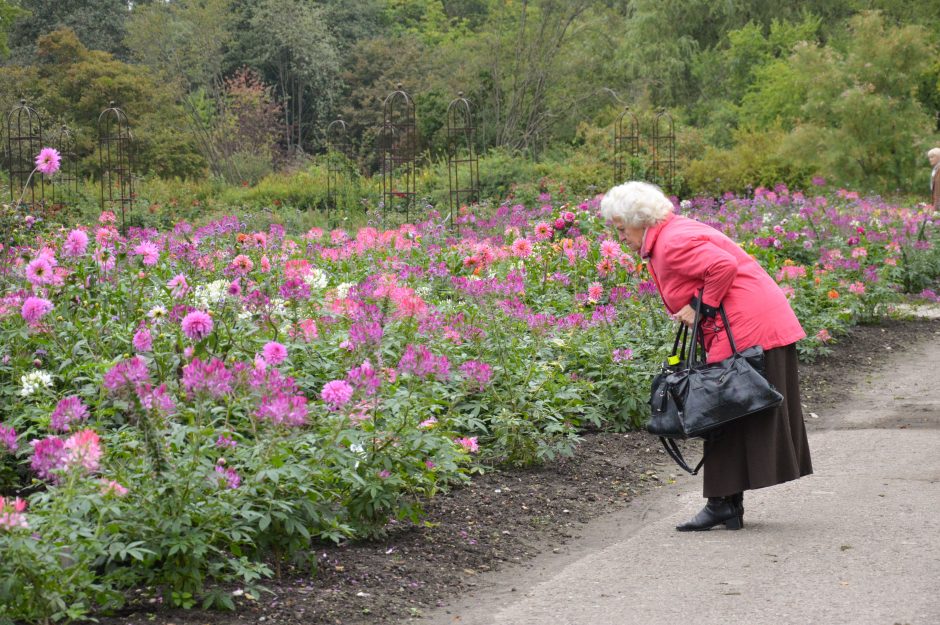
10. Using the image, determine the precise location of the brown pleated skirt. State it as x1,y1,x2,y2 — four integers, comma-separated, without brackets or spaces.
702,343,813,497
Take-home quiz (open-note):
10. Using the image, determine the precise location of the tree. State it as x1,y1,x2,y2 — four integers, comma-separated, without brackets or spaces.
0,0,26,58
5,0,130,62
243,0,340,154
125,0,235,177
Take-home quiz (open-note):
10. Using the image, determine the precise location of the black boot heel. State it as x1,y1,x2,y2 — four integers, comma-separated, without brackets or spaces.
724,515,743,530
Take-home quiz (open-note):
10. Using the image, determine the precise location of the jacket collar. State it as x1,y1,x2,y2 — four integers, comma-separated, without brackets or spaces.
640,213,676,259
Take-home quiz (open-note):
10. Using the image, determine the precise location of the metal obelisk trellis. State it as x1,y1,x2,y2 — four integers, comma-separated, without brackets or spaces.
446,92,479,229
651,109,676,193
98,102,135,234
379,84,416,223
326,116,350,224
51,125,79,206
614,107,640,184
5,99,46,208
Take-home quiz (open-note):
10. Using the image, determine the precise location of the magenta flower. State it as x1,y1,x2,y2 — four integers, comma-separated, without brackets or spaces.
137,383,176,415
21,296,53,324
181,310,213,341
214,465,241,489
181,358,233,399
63,229,89,257
102,356,151,393
255,392,308,426
133,241,160,266
459,360,492,390
30,436,66,481
262,341,288,365
216,434,237,448
132,327,153,352
50,395,90,432
64,429,102,474
35,147,61,176
510,238,533,258
321,380,354,409
167,273,189,299
0,496,29,530
456,436,479,453
100,480,129,497
0,424,17,452
25,257,54,286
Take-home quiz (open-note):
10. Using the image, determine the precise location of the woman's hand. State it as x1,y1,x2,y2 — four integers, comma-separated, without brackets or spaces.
672,304,697,327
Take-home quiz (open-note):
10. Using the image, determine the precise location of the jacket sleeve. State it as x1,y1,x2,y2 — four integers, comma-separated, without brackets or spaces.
663,236,738,307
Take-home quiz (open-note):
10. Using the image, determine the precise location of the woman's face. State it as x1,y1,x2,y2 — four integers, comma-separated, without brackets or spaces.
609,216,646,253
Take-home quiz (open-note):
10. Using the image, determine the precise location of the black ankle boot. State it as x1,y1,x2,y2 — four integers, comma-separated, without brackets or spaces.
676,497,743,532
730,492,744,527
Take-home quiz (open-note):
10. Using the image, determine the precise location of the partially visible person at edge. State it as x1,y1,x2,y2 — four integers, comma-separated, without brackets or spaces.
600,181,813,532
927,147,940,211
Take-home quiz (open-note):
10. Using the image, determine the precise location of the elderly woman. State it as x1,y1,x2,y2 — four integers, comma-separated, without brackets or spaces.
601,181,813,531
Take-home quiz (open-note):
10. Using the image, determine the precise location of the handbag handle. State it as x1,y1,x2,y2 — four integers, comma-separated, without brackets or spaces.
684,290,741,367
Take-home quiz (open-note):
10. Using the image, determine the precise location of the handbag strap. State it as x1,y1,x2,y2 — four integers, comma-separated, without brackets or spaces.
687,291,741,363
659,436,708,475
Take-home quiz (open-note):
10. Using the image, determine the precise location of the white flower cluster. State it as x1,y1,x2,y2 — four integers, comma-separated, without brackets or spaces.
20,370,53,397
304,267,328,290
335,282,355,299
193,279,231,309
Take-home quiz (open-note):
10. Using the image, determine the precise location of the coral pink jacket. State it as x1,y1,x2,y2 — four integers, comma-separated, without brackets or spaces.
641,213,805,363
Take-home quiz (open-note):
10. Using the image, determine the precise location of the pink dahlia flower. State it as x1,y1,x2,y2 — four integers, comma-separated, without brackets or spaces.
63,229,89,257
181,310,213,341
262,341,288,365
35,147,61,176
21,296,53,324
321,380,354,409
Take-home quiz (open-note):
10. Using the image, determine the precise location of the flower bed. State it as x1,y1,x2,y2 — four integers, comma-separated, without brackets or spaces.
1,185,938,620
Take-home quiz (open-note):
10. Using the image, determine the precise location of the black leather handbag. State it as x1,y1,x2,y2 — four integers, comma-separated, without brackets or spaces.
647,298,783,474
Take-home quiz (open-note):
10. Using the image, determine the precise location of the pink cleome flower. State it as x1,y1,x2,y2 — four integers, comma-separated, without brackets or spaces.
30,436,66,481
50,395,90,432
63,429,102,474
456,436,479,453
0,424,17,452
0,496,29,530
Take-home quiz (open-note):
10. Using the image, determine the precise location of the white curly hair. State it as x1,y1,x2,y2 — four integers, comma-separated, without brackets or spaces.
599,181,674,228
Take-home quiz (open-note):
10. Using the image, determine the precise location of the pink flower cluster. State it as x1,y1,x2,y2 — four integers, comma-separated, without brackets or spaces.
398,344,450,381
459,360,492,390
182,358,233,399
181,310,213,341
29,428,102,482
50,395,89,432
0,496,28,530
0,424,17,452
21,296,53,325
321,380,354,409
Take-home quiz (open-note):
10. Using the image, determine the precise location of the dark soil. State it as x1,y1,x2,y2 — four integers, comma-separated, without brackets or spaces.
101,317,940,625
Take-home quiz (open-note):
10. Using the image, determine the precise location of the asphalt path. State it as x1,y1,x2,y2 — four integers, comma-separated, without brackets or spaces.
417,330,940,625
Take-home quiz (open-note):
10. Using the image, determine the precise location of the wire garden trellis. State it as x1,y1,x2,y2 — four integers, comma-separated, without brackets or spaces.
5,99,46,208
613,107,677,193
51,125,80,206
325,116,351,224
446,92,480,229
614,107,640,185
98,102,135,234
379,84,417,223
651,109,676,193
